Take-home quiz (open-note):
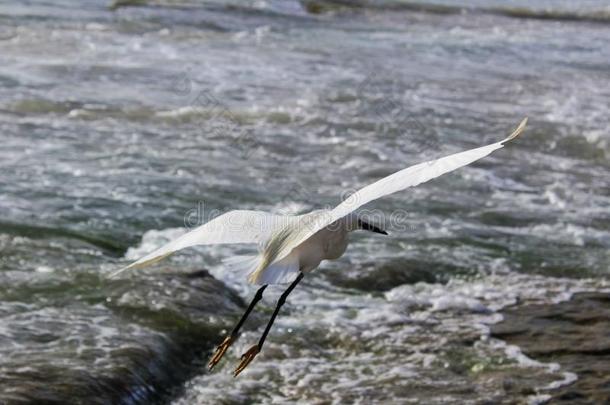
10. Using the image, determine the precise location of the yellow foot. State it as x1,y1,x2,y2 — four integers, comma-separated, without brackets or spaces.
233,345,260,377
208,335,235,370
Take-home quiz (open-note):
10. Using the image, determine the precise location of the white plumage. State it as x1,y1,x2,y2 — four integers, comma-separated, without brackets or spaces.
111,118,527,285
109,210,293,278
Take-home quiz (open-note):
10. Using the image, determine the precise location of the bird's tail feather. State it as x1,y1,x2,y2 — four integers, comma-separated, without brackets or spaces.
247,252,300,285
223,254,260,280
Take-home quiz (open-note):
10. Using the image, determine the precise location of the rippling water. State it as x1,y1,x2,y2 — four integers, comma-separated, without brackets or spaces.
0,0,609,403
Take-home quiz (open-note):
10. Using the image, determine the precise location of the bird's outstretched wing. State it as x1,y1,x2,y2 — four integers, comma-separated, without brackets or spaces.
110,210,291,278
265,118,528,268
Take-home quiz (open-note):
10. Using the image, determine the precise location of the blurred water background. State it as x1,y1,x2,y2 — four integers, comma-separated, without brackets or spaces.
0,0,609,403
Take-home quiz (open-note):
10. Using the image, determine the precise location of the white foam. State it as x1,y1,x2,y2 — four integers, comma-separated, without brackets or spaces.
170,269,610,404
121,228,609,403
430,294,489,313
546,371,578,390
155,106,206,119
123,227,186,261
35,265,54,273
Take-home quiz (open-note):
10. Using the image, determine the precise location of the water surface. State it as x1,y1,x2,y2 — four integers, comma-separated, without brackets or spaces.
0,0,609,403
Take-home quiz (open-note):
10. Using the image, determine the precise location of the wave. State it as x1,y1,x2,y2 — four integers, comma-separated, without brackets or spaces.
302,0,610,23
6,97,300,128
175,271,608,404
0,221,127,255
107,0,610,24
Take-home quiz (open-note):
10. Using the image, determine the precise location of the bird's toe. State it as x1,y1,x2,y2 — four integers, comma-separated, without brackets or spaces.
208,335,235,370
233,345,260,377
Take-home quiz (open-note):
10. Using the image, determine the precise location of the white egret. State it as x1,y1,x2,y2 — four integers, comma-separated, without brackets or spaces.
110,118,527,376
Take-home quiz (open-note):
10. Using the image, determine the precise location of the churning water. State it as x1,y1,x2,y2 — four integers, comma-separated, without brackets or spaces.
0,0,609,403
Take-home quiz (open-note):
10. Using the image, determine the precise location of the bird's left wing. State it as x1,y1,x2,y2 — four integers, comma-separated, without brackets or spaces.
109,210,290,278
267,118,528,266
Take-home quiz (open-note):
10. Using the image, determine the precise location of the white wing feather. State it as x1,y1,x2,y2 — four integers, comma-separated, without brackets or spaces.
112,119,527,284
110,210,291,278
266,118,528,268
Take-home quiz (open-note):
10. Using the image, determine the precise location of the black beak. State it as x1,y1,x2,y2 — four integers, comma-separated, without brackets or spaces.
358,219,388,235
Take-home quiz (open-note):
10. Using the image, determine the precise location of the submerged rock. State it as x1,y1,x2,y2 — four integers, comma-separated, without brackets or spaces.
491,292,610,403
0,269,244,404
325,258,463,292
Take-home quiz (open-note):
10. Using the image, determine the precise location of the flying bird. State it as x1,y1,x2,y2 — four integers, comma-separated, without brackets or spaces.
110,118,527,376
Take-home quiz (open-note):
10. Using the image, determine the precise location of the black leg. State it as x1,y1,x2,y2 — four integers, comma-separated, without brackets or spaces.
232,284,267,336
208,284,267,370
234,272,304,376
257,272,303,350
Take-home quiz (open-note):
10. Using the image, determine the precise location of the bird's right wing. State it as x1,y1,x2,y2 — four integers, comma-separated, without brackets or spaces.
110,210,290,278
264,118,528,267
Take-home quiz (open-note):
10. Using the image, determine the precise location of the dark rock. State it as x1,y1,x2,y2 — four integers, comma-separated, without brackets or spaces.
0,269,245,404
325,258,464,292
491,292,610,404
